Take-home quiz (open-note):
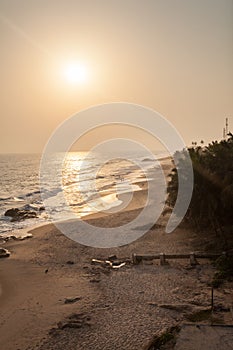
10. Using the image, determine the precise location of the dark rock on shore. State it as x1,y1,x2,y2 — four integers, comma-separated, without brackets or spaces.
4,208,38,221
0,247,10,258
0,233,32,243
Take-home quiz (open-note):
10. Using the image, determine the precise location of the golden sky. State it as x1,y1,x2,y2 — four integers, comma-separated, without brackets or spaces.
0,0,232,153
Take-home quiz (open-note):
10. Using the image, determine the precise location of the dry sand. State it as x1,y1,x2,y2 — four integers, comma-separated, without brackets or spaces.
0,159,232,350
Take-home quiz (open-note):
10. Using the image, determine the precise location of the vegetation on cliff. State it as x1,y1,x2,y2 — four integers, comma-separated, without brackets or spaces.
167,134,233,250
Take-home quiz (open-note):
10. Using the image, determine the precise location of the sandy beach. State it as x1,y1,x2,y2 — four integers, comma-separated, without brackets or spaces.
0,159,232,350
1,214,232,350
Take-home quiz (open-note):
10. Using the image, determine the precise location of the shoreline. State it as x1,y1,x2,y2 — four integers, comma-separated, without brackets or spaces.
0,155,172,237
0,156,172,239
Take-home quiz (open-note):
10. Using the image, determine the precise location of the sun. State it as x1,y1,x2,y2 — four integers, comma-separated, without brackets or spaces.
63,61,89,85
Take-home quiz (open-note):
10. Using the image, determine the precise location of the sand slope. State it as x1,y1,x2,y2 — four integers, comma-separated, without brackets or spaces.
2,210,231,350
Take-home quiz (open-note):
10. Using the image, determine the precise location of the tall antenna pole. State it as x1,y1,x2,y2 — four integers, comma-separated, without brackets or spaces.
226,117,228,135
223,127,226,139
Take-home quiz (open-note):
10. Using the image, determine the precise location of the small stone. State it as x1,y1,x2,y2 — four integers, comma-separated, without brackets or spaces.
66,260,74,265
90,279,100,283
64,296,82,304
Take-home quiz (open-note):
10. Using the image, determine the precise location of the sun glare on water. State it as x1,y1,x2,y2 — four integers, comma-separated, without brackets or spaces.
63,61,89,85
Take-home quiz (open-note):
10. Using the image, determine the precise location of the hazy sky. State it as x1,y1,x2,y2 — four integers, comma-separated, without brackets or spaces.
0,0,232,153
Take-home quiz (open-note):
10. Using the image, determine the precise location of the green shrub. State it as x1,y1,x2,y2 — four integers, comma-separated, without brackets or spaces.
167,134,233,239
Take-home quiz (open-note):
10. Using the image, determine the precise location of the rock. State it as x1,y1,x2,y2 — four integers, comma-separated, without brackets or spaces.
0,247,10,258
0,234,32,243
64,296,82,304
66,260,74,265
5,207,38,221
5,208,20,217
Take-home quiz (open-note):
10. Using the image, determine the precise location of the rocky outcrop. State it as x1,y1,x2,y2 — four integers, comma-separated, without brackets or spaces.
0,233,32,243
4,208,38,221
0,247,10,258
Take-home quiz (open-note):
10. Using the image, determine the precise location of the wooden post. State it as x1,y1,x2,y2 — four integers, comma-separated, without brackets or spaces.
211,287,214,310
190,252,198,266
211,287,214,325
132,253,137,264
160,253,166,266
132,254,142,264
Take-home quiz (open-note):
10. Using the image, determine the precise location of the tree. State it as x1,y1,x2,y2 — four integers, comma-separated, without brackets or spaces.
167,134,233,244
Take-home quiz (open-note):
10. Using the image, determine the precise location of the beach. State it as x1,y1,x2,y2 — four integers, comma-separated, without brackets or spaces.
0,158,232,350
1,213,232,349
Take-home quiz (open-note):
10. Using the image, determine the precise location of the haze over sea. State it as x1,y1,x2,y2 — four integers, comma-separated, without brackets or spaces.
0,151,168,235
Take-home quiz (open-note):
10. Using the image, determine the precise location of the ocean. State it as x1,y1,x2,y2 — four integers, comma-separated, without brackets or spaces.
0,151,167,235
